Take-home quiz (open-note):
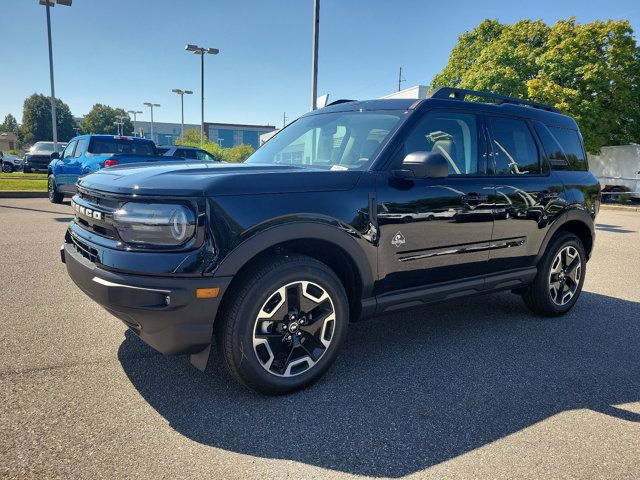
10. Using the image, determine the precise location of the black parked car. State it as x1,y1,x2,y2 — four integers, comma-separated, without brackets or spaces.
61,88,600,394
23,141,66,173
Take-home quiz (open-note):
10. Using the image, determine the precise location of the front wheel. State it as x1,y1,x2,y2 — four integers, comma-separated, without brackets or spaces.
216,254,349,394
522,232,586,316
2,162,13,173
48,175,64,204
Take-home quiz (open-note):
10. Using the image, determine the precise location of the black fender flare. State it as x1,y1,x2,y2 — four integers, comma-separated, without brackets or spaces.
213,221,377,296
535,207,595,263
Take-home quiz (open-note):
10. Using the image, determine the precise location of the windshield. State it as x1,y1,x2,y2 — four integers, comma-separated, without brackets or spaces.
245,110,405,170
88,138,155,155
32,142,65,152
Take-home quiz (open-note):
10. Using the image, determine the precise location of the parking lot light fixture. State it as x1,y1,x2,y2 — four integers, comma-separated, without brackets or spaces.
143,103,160,142
172,89,193,143
127,110,143,136
39,0,72,152
185,44,219,147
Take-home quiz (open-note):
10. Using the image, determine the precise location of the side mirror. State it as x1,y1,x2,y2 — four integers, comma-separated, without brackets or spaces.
399,151,448,179
50,152,60,160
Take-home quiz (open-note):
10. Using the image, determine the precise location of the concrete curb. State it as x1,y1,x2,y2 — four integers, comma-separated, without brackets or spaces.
0,191,48,198
600,204,640,212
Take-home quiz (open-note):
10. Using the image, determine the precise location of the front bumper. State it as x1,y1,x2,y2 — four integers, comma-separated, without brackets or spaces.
62,242,232,355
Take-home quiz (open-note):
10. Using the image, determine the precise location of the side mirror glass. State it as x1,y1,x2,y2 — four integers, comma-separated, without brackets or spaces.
400,151,448,179
50,151,60,160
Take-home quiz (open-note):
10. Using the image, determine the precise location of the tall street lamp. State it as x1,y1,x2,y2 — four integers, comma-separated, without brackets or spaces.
171,89,193,143
114,115,127,136
39,0,72,151
127,110,142,136
143,102,160,142
185,44,219,147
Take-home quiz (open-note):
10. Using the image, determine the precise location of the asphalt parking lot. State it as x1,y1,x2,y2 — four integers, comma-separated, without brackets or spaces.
1,198,639,479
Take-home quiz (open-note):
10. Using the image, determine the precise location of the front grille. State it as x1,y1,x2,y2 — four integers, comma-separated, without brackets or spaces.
70,234,98,263
77,190,120,209
27,155,51,168
73,189,121,240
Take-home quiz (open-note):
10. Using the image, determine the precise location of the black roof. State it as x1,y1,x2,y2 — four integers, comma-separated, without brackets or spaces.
310,88,576,129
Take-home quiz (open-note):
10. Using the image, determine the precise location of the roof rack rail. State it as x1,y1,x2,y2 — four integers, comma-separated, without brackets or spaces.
428,87,560,113
325,99,356,107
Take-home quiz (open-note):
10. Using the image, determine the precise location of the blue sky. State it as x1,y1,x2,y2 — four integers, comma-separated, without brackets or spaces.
1,0,638,128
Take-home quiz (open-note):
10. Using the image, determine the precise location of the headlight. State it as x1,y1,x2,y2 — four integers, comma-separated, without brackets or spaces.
113,203,196,247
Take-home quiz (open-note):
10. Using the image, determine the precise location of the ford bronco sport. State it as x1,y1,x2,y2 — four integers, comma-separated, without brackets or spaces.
61,87,600,394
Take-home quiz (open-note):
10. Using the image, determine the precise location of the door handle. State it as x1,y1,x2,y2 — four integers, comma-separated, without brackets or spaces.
462,193,489,203
539,190,559,201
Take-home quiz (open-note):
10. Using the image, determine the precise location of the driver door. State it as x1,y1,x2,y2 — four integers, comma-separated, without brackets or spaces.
55,140,78,193
375,109,496,295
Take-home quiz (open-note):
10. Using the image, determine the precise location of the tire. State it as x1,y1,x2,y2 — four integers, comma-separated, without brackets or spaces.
216,254,349,395
48,175,64,204
2,162,13,173
522,232,586,316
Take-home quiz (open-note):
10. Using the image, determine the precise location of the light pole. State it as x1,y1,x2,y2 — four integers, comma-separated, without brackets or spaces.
311,0,319,110
171,89,193,143
127,110,142,136
143,102,160,142
114,115,127,136
185,44,219,147
39,0,72,151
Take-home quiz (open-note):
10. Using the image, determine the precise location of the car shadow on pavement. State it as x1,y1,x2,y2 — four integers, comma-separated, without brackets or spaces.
118,291,640,478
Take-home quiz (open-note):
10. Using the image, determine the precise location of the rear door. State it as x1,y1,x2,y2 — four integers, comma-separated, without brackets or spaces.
484,114,564,273
375,109,496,294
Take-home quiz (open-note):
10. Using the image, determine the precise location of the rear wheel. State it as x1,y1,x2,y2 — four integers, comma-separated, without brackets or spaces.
48,175,64,204
2,162,13,173
522,232,586,316
216,254,349,394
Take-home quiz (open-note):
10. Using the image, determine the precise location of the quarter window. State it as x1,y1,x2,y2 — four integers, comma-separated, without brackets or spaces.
488,117,540,175
404,111,481,175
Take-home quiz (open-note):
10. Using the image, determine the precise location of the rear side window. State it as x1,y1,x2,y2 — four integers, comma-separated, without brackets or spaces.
547,126,588,171
487,116,540,174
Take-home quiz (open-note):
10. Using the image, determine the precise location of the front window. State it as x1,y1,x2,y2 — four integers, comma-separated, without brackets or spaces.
245,111,405,170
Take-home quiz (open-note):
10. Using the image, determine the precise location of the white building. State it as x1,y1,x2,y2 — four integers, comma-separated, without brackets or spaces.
381,85,429,100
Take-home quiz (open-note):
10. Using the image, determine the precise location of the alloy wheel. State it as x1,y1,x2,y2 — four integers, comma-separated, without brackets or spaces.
252,281,336,377
548,245,582,306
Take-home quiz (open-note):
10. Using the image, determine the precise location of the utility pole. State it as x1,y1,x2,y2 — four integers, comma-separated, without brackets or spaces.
398,67,405,92
283,112,288,128
310,0,319,110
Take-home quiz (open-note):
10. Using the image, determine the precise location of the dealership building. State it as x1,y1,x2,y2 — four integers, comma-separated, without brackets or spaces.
133,121,275,148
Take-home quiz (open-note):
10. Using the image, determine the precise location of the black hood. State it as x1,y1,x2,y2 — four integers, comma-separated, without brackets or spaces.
76,161,363,197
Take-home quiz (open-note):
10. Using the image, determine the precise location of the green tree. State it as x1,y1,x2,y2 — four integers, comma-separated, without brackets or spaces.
176,129,255,162
21,93,77,145
81,104,133,136
1,114,19,134
431,18,640,153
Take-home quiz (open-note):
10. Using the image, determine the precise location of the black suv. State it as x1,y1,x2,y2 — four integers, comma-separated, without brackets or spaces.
61,88,600,394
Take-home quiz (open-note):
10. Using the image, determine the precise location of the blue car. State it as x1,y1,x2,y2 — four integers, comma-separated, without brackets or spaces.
47,135,159,203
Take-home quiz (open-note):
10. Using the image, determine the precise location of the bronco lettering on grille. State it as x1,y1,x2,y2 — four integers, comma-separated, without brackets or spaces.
71,200,103,221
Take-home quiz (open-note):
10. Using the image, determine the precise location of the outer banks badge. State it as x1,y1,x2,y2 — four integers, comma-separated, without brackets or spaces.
391,231,406,248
